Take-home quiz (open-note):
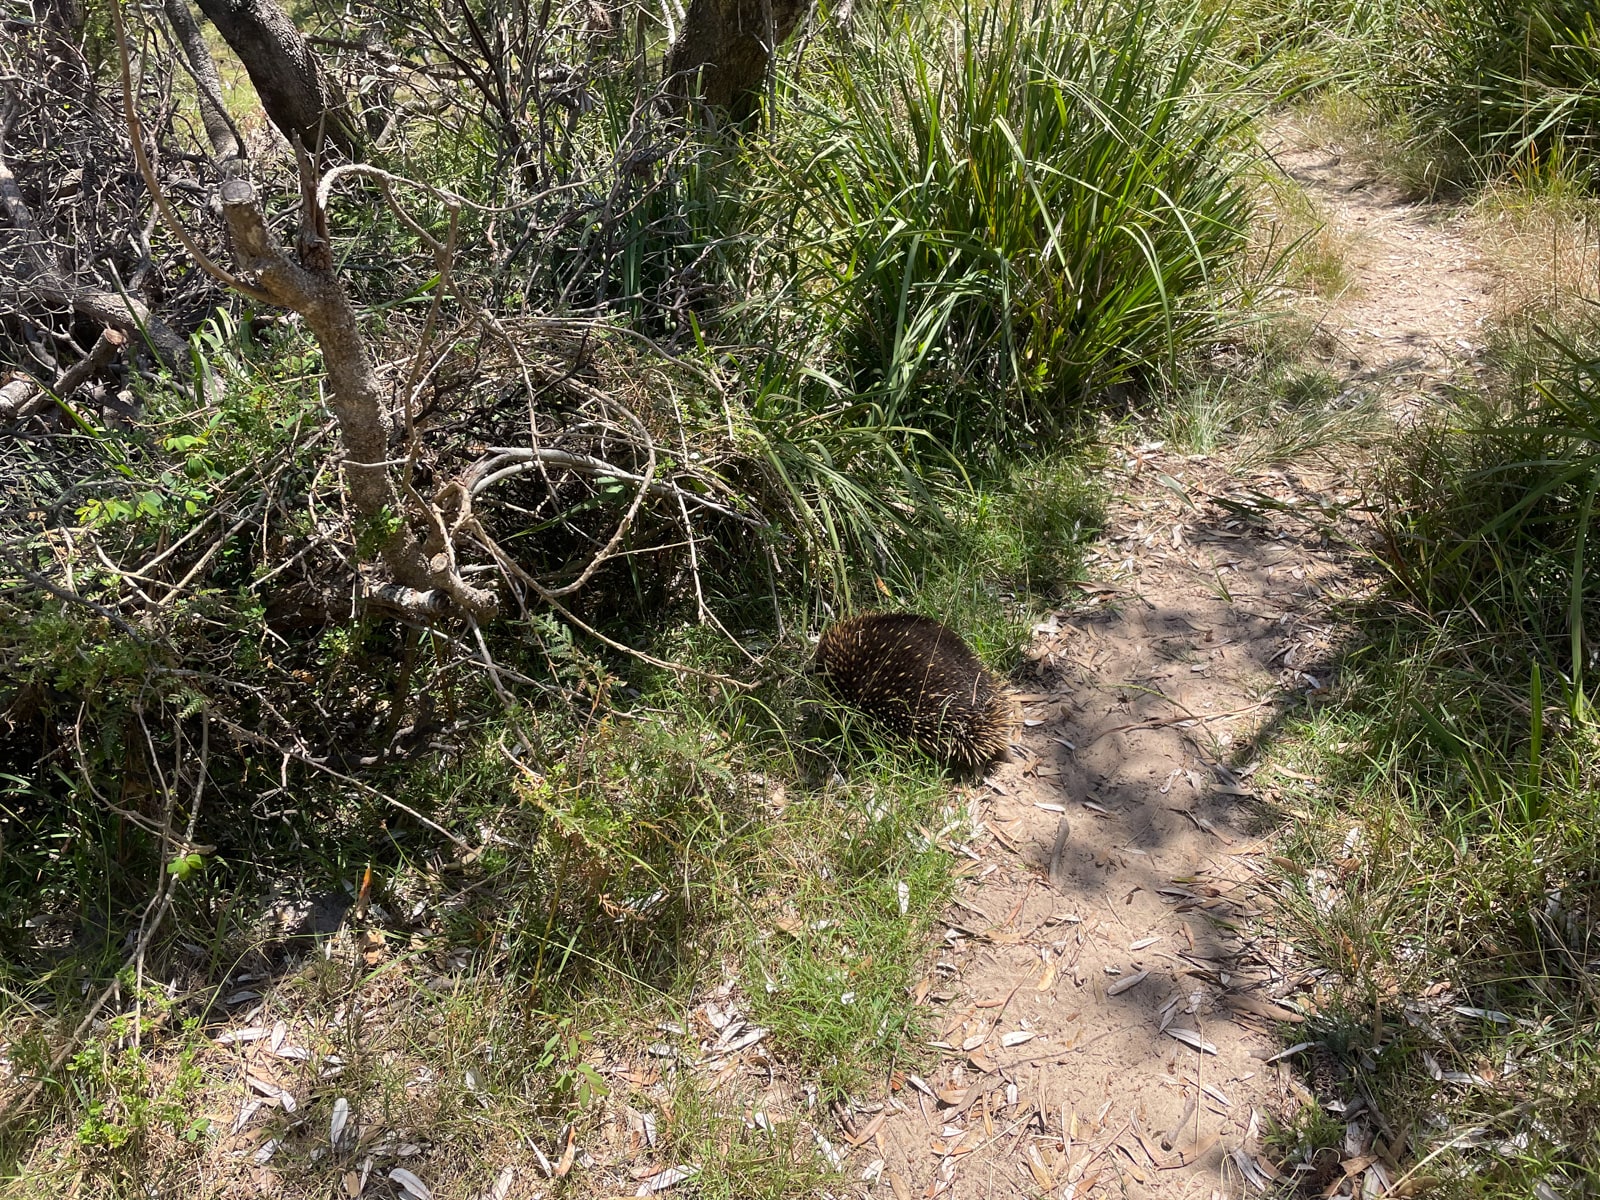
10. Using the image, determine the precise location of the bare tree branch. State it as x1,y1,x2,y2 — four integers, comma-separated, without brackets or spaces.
215,171,497,618
110,3,267,300
108,0,499,621
468,446,762,526
0,100,189,368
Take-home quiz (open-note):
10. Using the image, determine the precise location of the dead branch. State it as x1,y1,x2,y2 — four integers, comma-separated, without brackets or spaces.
0,327,124,421
0,98,188,369
469,446,761,526
0,375,36,418
511,563,754,688
12,0,764,689
494,396,658,601
398,202,460,440
50,328,127,402
109,3,264,299
131,709,209,1048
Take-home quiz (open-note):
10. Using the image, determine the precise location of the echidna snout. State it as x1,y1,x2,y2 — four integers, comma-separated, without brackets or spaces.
812,613,1014,773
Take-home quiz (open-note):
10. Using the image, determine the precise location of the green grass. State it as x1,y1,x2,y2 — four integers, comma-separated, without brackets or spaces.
745,762,958,1095
890,449,1107,634
1376,318,1600,679
652,1077,829,1199
1403,0,1600,189
1291,89,1458,197
1256,306,1600,1194
746,0,1264,457
1207,0,1415,100
1253,159,1362,297
1156,328,1385,465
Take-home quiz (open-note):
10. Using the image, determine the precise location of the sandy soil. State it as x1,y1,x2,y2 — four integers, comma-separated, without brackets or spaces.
1266,132,1491,409
847,133,1492,1200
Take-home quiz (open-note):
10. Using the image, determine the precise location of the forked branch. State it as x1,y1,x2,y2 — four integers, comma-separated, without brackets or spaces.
110,0,497,620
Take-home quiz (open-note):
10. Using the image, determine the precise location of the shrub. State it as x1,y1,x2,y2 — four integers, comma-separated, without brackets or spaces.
751,0,1261,457
1406,0,1600,185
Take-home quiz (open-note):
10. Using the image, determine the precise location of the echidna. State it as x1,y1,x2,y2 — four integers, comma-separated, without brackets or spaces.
812,613,1014,774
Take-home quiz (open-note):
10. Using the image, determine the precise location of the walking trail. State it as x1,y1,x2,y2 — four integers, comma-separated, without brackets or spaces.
855,129,1491,1199
160,131,1496,1200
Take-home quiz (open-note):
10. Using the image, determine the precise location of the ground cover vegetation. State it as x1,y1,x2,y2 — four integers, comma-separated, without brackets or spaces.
1207,0,1600,1194
0,0,1263,1191
4,0,1597,1191
1264,317,1600,1197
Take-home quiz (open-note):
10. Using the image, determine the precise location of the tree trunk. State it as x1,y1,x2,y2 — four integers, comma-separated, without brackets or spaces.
666,0,811,127
193,0,360,158
164,0,243,168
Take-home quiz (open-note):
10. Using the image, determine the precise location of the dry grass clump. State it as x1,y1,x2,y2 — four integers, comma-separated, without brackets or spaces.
1470,186,1600,325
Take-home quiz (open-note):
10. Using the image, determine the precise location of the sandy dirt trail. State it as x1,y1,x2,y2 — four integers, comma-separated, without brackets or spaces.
1267,134,1490,407
857,134,1491,1199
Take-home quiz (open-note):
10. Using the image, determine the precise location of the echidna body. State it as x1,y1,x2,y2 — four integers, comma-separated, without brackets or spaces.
813,613,1014,773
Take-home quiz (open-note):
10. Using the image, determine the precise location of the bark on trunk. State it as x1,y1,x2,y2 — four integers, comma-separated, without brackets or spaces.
193,0,359,158
163,0,244,167
667,0,811,126
216,174,496,619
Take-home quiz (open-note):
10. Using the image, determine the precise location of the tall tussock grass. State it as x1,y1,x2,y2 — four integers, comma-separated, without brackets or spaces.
748,0,1260,458
717,0,1266,596
1212,0,1412,95
1407,0,1600,186
1258,0,1600,189
1213,0,1598,192
1378,310,1600,686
